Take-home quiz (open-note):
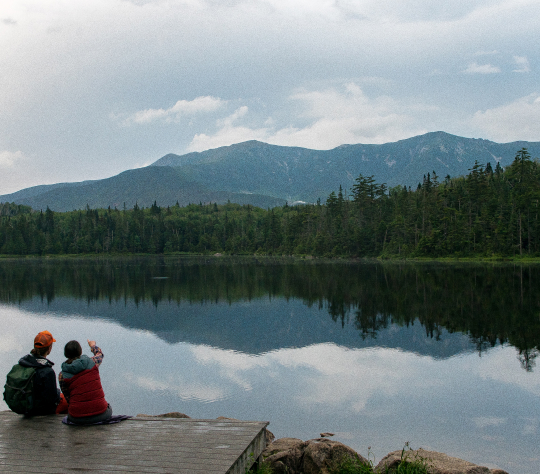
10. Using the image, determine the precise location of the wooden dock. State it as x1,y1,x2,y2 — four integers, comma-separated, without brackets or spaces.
0,411,269,473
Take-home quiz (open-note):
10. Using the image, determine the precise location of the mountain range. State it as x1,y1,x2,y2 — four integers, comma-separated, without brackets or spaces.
2,131,540,212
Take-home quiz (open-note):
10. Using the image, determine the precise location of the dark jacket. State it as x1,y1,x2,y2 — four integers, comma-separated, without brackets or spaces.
18,354,59,416
61,356,108,418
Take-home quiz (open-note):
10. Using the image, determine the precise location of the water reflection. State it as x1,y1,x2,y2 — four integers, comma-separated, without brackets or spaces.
1,257,539,370
0,304,538,474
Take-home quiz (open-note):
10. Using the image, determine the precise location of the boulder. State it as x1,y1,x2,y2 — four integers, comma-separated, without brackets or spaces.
262,437,368,474
375,449,509,474
262,437,305,457
303,438,367,474
263,439,308,474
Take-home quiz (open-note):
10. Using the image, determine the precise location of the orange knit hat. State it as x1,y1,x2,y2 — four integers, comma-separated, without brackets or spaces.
34,331,56,348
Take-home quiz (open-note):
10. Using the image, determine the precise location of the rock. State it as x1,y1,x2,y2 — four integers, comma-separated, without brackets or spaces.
263,439,308,474
262,437,368,474
137,412,191,418
320,432,335,437
303,438,367,474
375,449,509,474
263,438,306,457
216,416,275,446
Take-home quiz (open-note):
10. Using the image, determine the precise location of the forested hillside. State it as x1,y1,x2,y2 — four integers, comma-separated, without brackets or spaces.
151,132,540,203
1,149,539,258
3,132,540,212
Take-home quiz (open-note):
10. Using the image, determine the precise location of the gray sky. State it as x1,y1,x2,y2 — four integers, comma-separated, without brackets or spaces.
1,0,538,194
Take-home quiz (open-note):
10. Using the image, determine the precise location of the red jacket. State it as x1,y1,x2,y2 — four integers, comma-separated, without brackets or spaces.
63,365,108,418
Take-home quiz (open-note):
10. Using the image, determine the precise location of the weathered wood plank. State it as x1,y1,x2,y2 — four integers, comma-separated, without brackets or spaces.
0,411,268,474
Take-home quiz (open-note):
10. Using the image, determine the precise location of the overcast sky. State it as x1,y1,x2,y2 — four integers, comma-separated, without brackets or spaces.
1,0,539,194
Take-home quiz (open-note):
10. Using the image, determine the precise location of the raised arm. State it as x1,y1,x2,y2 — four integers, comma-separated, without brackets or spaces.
87,339,104,367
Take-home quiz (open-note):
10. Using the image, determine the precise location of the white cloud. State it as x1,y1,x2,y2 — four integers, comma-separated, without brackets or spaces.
513,55,530,73
270,83,424,146
188,83,427,152
470,345,540,396
463,62,501,74
0,150,24,168
188,106,269,152
473,416,506,428
0,334,23,353
125,373,226,402
470,93,540,142
188,342,445,413
216,105,249,127
260,0,505,23
124,96,226,125
192,344,268,371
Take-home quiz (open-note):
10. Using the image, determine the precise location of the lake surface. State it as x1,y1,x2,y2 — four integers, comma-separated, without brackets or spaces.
1,257,539,473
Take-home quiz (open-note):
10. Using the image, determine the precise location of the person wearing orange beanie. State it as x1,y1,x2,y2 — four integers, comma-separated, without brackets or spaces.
15,331,67,415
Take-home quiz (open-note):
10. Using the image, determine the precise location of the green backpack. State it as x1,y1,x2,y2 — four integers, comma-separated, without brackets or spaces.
3,364,36,415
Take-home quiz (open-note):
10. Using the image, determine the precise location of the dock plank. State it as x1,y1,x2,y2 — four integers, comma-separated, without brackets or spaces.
0,411,268,474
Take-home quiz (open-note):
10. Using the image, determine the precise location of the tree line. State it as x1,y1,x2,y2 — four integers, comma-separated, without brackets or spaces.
1,148,539,258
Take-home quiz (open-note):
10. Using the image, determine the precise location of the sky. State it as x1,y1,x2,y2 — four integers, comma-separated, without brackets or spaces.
0,0,539,194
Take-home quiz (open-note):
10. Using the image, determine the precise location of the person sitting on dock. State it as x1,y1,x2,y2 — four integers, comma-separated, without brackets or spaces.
59,339,112,425
4,330,68,416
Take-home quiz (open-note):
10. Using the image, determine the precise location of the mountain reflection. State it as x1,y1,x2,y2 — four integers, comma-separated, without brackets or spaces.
1,257,539,370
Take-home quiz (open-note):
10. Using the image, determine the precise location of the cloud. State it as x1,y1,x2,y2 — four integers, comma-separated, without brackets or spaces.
187,342,445,413
124,96,226,125
470,93,540,142
188,106,270,151
513,55,530,73
0,150,24,168
463,62,501,74
125,373,226,402
1,0,540,192
271,83,424,146
0,335,23,354
188,83,427,152
470,345,540,397
473,416,507,428
261,0,504,23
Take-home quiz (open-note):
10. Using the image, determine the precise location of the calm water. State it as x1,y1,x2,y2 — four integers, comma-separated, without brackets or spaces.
1,257,539,473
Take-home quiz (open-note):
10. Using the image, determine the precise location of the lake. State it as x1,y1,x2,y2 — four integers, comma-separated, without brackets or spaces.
1,257,539,473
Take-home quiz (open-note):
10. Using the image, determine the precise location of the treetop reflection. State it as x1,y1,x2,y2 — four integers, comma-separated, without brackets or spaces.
1,257,539,371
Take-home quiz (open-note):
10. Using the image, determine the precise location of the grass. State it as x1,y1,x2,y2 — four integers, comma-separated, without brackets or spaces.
246,463,274,474
244,444,431,474
329,454,373,474
329,444,431,474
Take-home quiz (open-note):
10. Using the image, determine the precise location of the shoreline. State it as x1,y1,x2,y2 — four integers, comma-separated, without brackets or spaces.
2,252,540,264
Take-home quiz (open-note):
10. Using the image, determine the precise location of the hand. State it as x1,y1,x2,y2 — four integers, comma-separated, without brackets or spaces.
87,339,96,348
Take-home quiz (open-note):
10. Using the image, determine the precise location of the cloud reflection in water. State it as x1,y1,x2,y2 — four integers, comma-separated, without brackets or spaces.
0,303,538,474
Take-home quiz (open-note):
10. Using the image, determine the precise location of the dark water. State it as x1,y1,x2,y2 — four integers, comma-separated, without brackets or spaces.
1,257,539,473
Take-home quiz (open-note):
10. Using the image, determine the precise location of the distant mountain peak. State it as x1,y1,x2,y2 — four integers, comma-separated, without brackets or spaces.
3,132,540,212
